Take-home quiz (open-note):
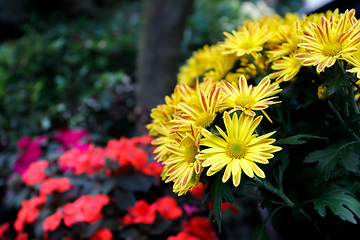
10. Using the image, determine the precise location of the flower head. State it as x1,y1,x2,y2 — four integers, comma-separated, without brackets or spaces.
21,160,49,186
295,9,360,73
218,75,282,122
43,209,63,232
221,22,272,57
197,111,281,187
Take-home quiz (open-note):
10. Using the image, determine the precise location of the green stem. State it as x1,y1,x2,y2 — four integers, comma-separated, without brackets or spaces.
348,84,360,115
253,176,324,236
328,100,360,142
253,176,294,208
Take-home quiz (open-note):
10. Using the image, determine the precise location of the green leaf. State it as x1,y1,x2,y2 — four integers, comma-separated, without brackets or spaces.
275,134,325,145
324,73,350,95
114,188,136,211
209,170,234,232
304,142,360,181
116,174,153,192
313,184,360,223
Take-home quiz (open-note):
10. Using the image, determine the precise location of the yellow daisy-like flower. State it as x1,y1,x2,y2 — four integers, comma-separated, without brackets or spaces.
269,52,303,83
221,21,272,57
171,81,221,134
197,111,282,187
343,45,360,79
163,128,203,195
218,75,282,122
295,9,360,73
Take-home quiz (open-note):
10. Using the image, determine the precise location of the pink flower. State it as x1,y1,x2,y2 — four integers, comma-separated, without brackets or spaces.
55,128,90,150
14,135,47,174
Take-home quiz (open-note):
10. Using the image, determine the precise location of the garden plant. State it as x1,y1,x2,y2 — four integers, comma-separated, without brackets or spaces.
1,6,360,240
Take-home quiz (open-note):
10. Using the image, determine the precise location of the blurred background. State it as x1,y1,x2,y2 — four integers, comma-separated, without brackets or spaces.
0,0,348,155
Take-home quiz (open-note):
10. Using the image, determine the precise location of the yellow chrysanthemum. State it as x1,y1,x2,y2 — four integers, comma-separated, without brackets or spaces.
221,21,272,57
171,81,221,134
343,45,360,79
218,75,282,122
295,9,360,73
163,129,203,195
177,44,221,86
197,111,282,187
269,52,303,82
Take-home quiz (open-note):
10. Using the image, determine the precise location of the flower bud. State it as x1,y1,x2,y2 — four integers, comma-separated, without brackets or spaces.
318,86,328,100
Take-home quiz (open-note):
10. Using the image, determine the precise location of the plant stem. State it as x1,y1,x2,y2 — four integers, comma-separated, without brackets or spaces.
253,176,294,208
328,100,360,142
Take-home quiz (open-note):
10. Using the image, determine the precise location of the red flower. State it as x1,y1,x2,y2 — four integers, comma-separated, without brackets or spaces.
220,202,240,214
131,135,153,145
121,200,157,225
141,161,163,178
104,138,148,170
155,196,183,220
14,195,47,232
181,216,218,240
21,160,49,186
89,228,113,240
167,232,200,240
0,222,9,238
40,177,71,195
14,232,28,240
63,194,109,226
58,144,105,175
190,183,205,199
43,209,63,232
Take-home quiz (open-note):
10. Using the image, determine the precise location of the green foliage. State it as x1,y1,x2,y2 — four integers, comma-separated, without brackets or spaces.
313,184,360,224
0,10,141,151
305,142,360,181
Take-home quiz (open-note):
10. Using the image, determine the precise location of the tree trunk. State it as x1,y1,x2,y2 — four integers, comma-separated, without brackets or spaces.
135,0,194,134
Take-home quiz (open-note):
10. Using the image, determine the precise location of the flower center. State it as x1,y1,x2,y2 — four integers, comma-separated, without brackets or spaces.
195,112,214,128
226,140,246,159
235,95,255,108
322,43,342,57
184,144,198,163
242,41,252,50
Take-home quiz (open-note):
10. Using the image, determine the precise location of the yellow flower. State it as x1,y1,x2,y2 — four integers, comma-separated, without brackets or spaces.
171,81,221,134
197,111,281,187
218,75,282,122
295,9,360,73
163,129,203,195
269,52,303,82
343,46,360,79
221,21,272,57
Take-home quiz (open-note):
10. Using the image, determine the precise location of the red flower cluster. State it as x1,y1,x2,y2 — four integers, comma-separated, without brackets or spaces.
43,209,63,232
14,195,47,232
21,160,49,186
121,196,183,225
57,135,162,177
58,143,105,175
104,135,157,172
0,222,10,238
172,216,218,240
62,194,110,226
40,177,71,195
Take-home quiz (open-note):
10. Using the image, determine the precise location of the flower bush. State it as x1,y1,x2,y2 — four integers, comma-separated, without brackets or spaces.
147,8,360,239
1,130,234,240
